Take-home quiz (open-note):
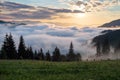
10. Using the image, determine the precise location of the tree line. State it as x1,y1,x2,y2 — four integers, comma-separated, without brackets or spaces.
95,36,120,57
0,34,81,61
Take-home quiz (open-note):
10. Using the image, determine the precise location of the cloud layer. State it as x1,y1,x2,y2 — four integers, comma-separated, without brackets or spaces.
0,23,109,59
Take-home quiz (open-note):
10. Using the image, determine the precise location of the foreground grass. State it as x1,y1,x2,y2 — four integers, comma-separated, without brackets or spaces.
0,60,120,80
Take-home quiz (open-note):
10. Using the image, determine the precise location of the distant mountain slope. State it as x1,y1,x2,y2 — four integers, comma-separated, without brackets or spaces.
99,19,120,27
0,20,26,26
92,29,120,47
0,20,12,24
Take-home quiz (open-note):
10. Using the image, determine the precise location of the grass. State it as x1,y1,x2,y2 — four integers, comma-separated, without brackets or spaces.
0,60,120,80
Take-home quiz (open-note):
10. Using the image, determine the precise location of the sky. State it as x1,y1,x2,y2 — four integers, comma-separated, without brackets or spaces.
0,0,120,27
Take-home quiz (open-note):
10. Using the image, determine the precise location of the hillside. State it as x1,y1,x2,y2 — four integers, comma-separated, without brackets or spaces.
0,20,26,26
92,29,120,47
99,19,120,27
0,20,12,24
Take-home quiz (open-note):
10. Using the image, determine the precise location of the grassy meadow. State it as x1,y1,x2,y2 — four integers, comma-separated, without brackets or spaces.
0,60,120,80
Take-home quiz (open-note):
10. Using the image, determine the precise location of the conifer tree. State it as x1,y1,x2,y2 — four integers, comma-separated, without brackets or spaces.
67,42,76,61
0,34,17,59
52,47,61,61
18,35,26,59
0,34,8,59
7,33,17,59
25,46,34,59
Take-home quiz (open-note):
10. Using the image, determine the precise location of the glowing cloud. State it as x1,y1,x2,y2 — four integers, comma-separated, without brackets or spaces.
64,0,120,12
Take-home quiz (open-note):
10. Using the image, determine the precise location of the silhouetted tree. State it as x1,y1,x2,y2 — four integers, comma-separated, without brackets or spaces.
0,34,17,59
95,37,110,56
25,46,34,59
0,34,8,59
7,33,17,59
52,47,61,61
67,42,76,61
18,36,26,59
45,50,51,61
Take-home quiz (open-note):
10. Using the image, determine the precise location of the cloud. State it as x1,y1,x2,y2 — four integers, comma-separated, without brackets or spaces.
0,22,110,59
0,1,83,21
0,0,5,3
46,29,75,37
64,0,120,12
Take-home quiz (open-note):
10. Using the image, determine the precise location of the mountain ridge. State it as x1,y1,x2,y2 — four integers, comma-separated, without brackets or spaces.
99,19,120,27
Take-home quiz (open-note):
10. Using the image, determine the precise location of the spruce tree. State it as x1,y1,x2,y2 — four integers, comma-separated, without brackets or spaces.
0,34,17,59
7,33,17,59
69,42,74,54
52,47,61,61
24,46,33,59
0,34,8,59
18,35,26,59
67,42,76,61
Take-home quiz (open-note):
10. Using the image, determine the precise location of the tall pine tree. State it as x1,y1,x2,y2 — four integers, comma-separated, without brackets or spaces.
0,34,17,59
52,47,61,61
0,34,8,59
7,33,17,59
67,42,76,61
18,35,26,59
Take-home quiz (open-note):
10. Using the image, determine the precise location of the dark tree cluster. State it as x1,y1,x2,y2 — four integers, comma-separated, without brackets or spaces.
0,34,17,59
95,37,110,56
93,35,120,57
0,34,82,61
